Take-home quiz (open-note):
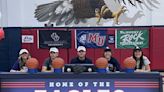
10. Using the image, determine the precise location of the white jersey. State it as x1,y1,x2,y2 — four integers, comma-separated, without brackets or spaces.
131,56,150,69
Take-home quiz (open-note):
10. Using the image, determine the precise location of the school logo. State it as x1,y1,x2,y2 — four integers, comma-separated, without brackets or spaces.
116,30,149,48
51,32,60,41
76,30,107,48
39,30,71,48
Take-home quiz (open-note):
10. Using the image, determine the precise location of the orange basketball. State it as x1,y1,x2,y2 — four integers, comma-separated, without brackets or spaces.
26,58,39,69
124,57,136,69
0,28,5,40
52,57,64,68
95,57,108,68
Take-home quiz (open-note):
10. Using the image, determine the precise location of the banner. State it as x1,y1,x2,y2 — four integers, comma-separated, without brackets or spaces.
39,30,71,48
76,29,107,48
1,75,160,92
115,30,149,48
22,35,34,43
108,35,115,44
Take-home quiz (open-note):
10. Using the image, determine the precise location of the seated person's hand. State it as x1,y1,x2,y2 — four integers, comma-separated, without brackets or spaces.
135,69,145,72
20,67,28,72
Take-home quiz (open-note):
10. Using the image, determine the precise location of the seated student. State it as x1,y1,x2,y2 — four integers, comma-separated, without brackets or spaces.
70,46,92,64
103,47,121,72
10,49,31,72
132,46,151,72
42,47,59,72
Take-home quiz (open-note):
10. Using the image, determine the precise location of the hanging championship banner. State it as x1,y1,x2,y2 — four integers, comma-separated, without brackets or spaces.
115,29,149,48
39,30,71,48
76,29,107,48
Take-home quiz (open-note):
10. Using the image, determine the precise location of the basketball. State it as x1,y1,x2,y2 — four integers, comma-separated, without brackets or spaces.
0,28,5,40
52,57,64,68
26,58,39,69
123,57,136,69
95,57,108,68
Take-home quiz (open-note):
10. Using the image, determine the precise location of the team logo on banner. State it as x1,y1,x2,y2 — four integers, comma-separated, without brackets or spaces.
39,30,71,48
76,30,107,48
108,35,115,44
22,35,34,43
115,29,149,48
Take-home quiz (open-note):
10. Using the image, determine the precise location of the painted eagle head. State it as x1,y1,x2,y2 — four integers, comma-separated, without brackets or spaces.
34,0,159,26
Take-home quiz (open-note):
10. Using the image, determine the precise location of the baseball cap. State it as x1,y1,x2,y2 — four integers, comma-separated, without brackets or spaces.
133,46,142,51
104,47,111,52
77,46,86,52
19,49,29,55
50,47,59,53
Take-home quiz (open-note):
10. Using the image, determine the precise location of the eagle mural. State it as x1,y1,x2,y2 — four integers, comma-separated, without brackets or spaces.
34,0,159,26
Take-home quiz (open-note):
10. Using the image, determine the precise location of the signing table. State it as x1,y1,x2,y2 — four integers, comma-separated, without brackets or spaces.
0,72,163,92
